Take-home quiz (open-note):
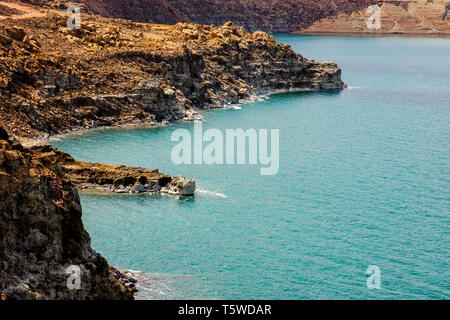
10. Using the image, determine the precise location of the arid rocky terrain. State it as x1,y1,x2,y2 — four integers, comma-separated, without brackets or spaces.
0,2,345,299
0,2,345,140
15,0,448,34
300,0,450,34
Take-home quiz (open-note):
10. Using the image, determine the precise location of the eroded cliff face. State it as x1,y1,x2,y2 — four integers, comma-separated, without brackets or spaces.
24,143,196,196
300,0,450,34
0,127,136,300
0,6,345,139
17,0,377,33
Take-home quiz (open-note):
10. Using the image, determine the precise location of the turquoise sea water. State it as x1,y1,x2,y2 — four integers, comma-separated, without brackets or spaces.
51,35,450,299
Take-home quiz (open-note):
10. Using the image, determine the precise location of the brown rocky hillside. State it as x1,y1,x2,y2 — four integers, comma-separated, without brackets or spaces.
0,2,345,299
0,127,136,299
300,0,450,34
0,4,344,140
9,1,448,34
17,0,377,33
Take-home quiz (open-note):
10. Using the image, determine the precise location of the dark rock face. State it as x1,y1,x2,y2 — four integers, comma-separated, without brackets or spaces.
18,0,376,33
0,130,135,300
70,0,376,33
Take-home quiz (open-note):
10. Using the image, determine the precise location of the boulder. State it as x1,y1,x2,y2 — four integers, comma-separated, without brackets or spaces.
161,175,196,196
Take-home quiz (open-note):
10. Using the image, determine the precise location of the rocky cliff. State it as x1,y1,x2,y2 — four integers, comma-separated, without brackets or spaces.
9,1,449,34
0,5,345,139
0,127,136,299
300,0,450,34
0,2,345,299
17,0,376,33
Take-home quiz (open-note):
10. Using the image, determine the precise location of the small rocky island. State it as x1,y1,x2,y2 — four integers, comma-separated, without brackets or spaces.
0,1,345,299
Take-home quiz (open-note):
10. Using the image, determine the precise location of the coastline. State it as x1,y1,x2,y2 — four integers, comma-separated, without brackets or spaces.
45,86,345,144
0,127,137,300
1,0,448,302
0,5,347,204
0,8,345,200
1,3,345,300
39,86,343,198
1,9,346,141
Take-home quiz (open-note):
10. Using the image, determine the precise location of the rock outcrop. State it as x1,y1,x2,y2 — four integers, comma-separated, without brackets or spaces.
0,127,136,300
300,0,450,34
25,142,193,195
0,6,345,140
161,175,196,196
0,3,345,299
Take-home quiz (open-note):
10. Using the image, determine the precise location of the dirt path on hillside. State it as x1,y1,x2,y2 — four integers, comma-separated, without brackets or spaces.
0,1,45,20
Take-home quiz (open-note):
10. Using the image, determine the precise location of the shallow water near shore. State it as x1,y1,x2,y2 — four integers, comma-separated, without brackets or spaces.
51,35,450,299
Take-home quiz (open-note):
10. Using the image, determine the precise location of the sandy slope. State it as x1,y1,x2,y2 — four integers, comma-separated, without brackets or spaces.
0,1,45,20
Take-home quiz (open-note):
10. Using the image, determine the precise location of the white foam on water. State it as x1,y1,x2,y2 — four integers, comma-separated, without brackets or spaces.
122,270,218,300
196,189,228,199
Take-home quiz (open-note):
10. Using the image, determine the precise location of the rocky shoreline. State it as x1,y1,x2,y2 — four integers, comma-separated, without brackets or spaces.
0,7,345,139
300,0,450,35
0,127,136,299
1,4,345,196
0,3,345,300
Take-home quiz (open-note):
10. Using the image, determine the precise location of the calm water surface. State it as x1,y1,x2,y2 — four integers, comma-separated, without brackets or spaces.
52,35,450,299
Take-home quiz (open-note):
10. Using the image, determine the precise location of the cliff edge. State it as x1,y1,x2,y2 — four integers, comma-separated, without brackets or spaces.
0,127,136,299
25,143,196,196
16,0,377,33
0,5,345,139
